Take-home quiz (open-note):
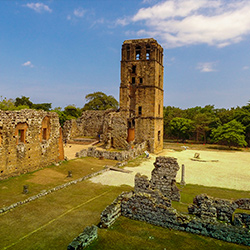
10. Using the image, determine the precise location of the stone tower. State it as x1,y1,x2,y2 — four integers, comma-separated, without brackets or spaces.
120,38,164,152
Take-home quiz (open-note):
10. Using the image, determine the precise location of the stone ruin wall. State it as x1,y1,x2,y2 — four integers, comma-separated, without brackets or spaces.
63,110,130,150
76,141,147,162
99,156,250,247
0,109,64,180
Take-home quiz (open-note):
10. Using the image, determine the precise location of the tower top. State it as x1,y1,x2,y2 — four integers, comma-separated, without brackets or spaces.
123,38,157,44
123,38,163,50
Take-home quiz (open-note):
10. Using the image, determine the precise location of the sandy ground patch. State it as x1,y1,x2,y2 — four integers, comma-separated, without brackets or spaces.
64,144,90,160
91,149,250,191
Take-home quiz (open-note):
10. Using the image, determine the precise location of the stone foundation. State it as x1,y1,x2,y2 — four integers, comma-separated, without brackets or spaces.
75,141,147,161
98,156,250,246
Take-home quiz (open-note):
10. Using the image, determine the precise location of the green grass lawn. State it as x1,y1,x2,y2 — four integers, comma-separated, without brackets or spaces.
0,154,250,250
0,157,117,207
87,216,250,250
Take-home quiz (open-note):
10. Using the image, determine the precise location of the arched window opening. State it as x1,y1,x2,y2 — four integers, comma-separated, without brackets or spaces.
132,77,136,84
140,78,143,84
132,65,136,74
146,45,150,60
136,46,141,60
15,123,28,144
40,116,50,142
126,45,130,60
138,106,142,116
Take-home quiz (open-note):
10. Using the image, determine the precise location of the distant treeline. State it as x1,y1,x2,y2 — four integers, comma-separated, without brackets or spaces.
1,95,249,148
164,103,250,147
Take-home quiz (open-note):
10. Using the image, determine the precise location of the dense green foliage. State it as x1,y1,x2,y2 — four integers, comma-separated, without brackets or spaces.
0,92,118,126
1,94,249,147
211,120,247,148
83,92,118,110
169,117,193,142
164,103,250,147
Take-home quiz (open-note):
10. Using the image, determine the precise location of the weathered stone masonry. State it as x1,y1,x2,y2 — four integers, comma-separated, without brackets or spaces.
100,157,250,246
0,109,64,179
63,38,164,153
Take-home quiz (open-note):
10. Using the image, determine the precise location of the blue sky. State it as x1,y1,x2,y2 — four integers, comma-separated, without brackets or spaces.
1,0,250,109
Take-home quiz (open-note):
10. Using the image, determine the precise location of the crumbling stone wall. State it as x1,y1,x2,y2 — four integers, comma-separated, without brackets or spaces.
99,156,250,246
0,109,64,179
63,109,129,150
134,157,180,201
68,225,98,250
76,141,147,161
151,157,180,201
188,194,237,223
102,112,129,150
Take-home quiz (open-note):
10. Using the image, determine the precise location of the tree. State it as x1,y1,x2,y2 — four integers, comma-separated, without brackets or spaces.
234,104,250,145
14,96,33,108
169,117,194,142
0,96,15,110
211,120,247,148
83,92,118,110
163,106,184,138
64,105,82,119
52,107,67,126
32,103,52,111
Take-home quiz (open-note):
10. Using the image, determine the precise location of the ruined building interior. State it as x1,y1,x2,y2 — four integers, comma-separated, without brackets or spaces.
0,110,64,179
0,38,164,179
64,38,164,153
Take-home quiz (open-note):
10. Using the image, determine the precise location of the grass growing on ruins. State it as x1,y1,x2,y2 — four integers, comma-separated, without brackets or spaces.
1,153,250,249
0,157,117,207
87,216,249,250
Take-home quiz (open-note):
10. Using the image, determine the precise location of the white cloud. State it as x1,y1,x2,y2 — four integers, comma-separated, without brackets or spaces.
243,66,249,70
119,0,250,48
22,61,34,68
73,8,86,18
196,62,217,72
26,3,52,13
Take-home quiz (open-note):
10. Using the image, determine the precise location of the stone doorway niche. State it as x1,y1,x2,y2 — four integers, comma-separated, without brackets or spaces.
127,120,135,142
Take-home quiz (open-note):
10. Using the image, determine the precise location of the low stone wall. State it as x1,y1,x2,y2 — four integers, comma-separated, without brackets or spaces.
0,168,109,215
75,141,147,161
100,192,132,228
67,225,98,250
98,156,250,247
121,192,250,246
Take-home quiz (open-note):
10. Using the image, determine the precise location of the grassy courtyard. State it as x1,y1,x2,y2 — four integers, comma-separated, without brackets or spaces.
0,144,250,249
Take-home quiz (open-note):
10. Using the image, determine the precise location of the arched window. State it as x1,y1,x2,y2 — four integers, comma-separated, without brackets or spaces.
126,45,130,60
132,65,136,73
136,46,141,60
146,45,150,60
15,123,28,144
40,116,50,141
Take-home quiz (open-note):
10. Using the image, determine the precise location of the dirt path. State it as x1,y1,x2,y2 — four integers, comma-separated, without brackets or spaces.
91,149,250,191
64,144,89,160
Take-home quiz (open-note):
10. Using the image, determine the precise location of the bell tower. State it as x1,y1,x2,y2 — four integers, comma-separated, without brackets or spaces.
120,38,164,152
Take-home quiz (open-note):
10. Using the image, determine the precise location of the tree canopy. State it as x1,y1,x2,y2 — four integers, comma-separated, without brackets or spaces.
83,92,118,111
211,120,247,148
169,117,193,142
